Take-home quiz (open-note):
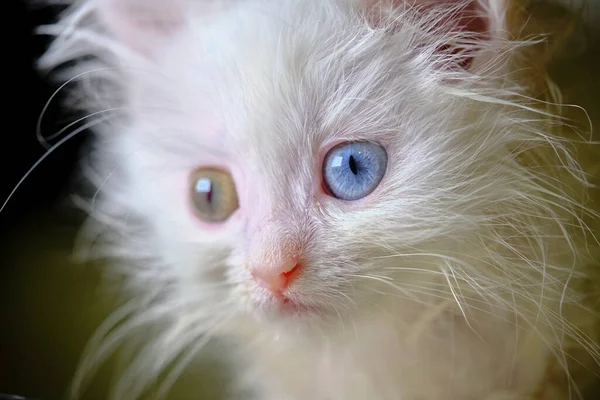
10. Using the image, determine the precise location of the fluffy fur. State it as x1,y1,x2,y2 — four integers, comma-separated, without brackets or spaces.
35,0,600,399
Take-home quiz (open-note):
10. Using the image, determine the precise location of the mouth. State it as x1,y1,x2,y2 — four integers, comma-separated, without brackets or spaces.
251,290,323,318
279,296,322,314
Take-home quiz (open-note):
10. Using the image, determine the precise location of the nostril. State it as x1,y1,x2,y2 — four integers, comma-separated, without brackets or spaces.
250,261,302,293
280,262,301,281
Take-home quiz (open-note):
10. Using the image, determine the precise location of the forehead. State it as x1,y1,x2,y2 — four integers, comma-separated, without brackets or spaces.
136,0,430,186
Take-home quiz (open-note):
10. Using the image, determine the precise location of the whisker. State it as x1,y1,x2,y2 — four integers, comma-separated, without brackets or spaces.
45,108,121,143
71,295,236,399
156,311,238,399
1,121,91,213
36,66,118,149
111,308,235,400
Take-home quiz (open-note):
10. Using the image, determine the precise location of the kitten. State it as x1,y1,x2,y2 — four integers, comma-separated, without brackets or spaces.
35,0,600,399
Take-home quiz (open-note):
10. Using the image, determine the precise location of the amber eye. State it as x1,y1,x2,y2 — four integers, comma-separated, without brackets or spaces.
189,168,239,222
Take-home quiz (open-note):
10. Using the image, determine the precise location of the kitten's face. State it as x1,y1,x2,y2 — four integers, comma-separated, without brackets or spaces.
104,0,507,332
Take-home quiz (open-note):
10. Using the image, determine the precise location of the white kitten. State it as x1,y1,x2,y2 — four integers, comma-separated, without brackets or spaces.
36,0,600,399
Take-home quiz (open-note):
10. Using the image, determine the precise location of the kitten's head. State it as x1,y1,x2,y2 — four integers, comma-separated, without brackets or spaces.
45,0,579,339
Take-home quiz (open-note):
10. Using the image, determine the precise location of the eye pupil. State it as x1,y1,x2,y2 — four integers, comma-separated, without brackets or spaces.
348,155,358,175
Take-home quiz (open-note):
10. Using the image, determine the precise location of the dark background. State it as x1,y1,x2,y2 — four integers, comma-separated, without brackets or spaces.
0,1,91,398
2,1,80,232
0,3,227,399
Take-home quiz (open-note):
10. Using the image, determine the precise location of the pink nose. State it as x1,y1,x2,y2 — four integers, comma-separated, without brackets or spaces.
250,258,302,293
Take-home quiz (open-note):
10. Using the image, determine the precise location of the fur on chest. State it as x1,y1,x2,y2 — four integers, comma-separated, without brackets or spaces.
233,303,557,400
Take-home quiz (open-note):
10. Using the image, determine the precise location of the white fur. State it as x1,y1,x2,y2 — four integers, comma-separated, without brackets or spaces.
36,0,600,399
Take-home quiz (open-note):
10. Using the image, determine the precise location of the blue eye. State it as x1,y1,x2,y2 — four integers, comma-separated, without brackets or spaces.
322,141,387,201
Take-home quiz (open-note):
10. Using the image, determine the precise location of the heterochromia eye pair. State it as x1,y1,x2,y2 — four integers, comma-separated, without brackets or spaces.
189,141,388,222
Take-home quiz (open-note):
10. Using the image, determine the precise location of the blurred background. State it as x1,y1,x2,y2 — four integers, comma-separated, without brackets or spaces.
1,1,126,398
1,1,91,397
2,0,600,399
2,2,228,399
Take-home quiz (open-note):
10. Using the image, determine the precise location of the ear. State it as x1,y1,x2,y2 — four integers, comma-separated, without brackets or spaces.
97,0,190,56
358,0,509,71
